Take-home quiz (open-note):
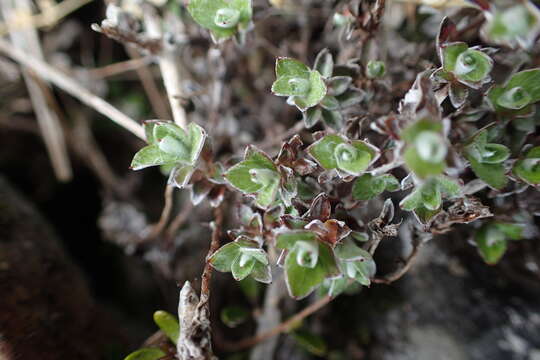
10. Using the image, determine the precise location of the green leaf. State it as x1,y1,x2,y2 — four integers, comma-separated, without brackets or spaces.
276,58,311,79
327,76,352,96
334,143,372,176
124,348,166,360
225,147,279,207
187,122,207,164
404,147,446,178
239,277,260,301
320,108,344,130
220,306,249,328
284,242,340,299
153,311,180,345
488,69,540,112
131,145,185,170
334,237,371,262
292,70,328,111
170,165,195,188
187,0,252,40
366,60,386,79
209,242,241,272
313,48,334,78
336,90,364,108
231,255,256,281
399,187,422,211
250,261,272,283
320,95,340,111
475,224,508,265
454,49,493,83
420,181,442,211
352,174,387,201
441,42,468,72
276,231,318,250
132,121,206,172
435,176,461,198
494,222,524,240
303,106,323,128
514,146,540,185
272,76,311,97
308,134,345,170
466,152,508,190
293,330,328,357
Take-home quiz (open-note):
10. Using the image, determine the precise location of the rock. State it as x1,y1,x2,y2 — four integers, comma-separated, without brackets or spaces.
370,241,540,360
0,176,124,359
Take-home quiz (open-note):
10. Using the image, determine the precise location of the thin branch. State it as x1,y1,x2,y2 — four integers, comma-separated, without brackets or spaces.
125,46,171,120
0,38,145,140
143,5,187,128
2,0,72,182
201,205,224,302
147,184,175,239
225,295,333,352
165,200,194,239
87,56,153,79
372,241,424,284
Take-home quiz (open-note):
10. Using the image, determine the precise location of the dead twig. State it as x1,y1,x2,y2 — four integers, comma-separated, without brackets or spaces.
147,184,176,239
87,56,153,79
0,38,145,140
224,295,333,352
177,206,223,360
166,201,195,239
2,0,72,182
372,241,424,284
143,5,187,128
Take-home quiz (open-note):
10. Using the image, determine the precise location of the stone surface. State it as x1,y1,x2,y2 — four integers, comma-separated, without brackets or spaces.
0,176,123,360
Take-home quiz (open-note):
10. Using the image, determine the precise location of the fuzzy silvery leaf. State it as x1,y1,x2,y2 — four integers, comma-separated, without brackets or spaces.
276,230,317,250
291,70,328,111
336,90,364,108
225,147,280,208
308,135,378,176
169,165,195,189
320,95,340,111
327,76,352,96
276,58,311,79
187,0,252,41
475,224,508,265
313,48,334,78
464,130,509,189
209,242,242,272
483,3,540,49
284,241,340,299
321,108,344,130
453,49,493,84
352,173,399,201
488,69,540,112
272,76,311,97
153,311,180,345
467,155,508,190
303,106,323,128
231,255,256,281
441,42,468,72
513,146,540,186
131,121,206,171
449,82,469,108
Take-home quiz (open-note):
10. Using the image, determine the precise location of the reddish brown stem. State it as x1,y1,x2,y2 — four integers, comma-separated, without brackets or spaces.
200,206,224,302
